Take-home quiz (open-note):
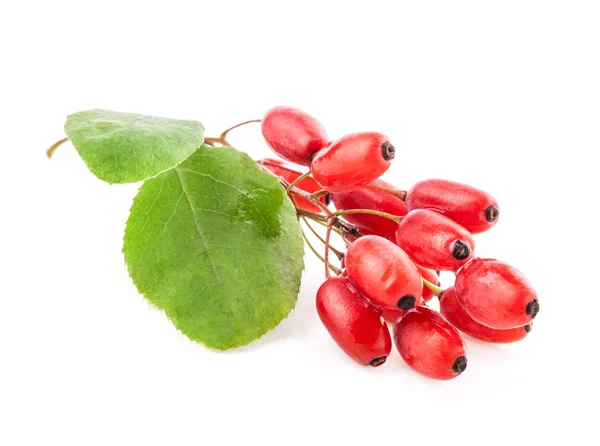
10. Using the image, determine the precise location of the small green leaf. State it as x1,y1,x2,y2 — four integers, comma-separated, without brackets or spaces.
65,109,204,184
123,145,305,349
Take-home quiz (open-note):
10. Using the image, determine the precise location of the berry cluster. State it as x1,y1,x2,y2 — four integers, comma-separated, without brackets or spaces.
259,105,539,380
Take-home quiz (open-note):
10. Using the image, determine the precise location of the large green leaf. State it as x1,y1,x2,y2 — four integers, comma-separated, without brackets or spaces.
65,109,204,184
123,145,305,349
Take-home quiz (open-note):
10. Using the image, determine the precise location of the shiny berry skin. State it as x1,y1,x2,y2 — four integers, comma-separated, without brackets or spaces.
261,158,329,213
454,258,539,330
405,179,499,234
261,106,329,166
417,265,440,302
331,179,407,239
381,297,425,323
393,306,468,380
396,209,475,272
311,132,395,193
345,235,422,310
316,277,391,366
440,286,532,343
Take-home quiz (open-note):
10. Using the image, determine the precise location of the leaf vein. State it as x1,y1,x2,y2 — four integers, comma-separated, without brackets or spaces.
174,167,223,285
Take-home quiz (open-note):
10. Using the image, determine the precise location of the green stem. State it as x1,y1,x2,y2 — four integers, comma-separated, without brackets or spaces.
204,137,231,147
300,226,341,275
324,218,335,279
422,278,445,297
219,119,261,141
286,171,312,193
263,166,334,217
307,216,343,236
258,159,303,175
46,137,68,158
313,189,329,200
364,184,407,201
301,217,344,259
334,209,402,223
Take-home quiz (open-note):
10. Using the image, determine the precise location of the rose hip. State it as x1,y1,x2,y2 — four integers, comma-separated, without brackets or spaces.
405,179,499,234
454,258,539,329
396,209,475,271
316,277,391,366
393,306,468,380
331,179,407,240
345,235,422,310
261,158,329,213
261,106,329,166
440,286,532,343
311,132,395,193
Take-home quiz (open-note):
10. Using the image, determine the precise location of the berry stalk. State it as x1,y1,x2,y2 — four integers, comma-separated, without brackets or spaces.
334,209,402,223
46,137,69,158
422,278,445,298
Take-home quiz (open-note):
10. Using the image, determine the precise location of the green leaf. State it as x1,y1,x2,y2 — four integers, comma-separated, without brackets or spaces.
64,109,204,184
123,145,305,349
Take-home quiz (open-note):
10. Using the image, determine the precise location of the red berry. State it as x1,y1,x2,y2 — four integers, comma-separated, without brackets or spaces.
331,179,407,240
454,258,539,329
345,235,422,310
396,209,475,271
311,132,395,193
261,158,329,213
261,106,329,166
417,265,440,303
316,277,391,366
381,297,425,323
405,179,499,234
393,306,468,380
440,286,532,343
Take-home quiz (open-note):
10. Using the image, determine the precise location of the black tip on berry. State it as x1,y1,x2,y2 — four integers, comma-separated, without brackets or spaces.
452,356,468,374
485,205,500,223
397,295,416,310
369,356,387,367
382,141,395,161
524,323,533,333
324,193,331,206
452,240,471,260
526,299,540,319
436,270,441,276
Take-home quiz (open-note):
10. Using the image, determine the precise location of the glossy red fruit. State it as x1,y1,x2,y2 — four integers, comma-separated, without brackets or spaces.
345,235,422,310
261,158,329,213
316,277,392,366
381,297,425,323
417,265,440,303
331,179,407,240
393,306,467,380
440,286,532,343
454,258,539,330
396,209,475,272
406,179,499,234
261,106,329,166
311,132,395,193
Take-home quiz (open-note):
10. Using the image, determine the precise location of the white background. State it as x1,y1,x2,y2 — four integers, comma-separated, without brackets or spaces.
1,1,599,444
